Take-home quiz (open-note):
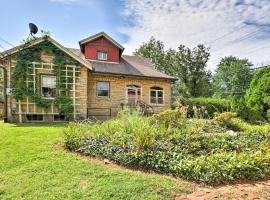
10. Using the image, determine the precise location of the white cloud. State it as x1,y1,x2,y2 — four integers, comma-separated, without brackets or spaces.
120,0,270,70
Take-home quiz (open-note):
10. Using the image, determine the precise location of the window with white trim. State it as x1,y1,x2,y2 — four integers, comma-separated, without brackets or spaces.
150,87,163,104
41,75,56,98
97,51,108,61
97,81,110,97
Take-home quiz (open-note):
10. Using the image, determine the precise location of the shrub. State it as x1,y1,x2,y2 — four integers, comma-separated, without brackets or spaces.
245,67,270,121
231,97,264,122
150,108,186,129
214,112,237,129
62,122,95,150
177,97,231,118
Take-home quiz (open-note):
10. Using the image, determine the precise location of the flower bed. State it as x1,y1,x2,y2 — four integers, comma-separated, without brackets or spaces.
62,109,270,184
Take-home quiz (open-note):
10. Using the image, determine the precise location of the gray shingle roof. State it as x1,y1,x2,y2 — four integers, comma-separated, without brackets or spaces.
68,48,176,80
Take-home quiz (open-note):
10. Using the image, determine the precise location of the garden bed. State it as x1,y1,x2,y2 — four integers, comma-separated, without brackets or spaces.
62,109,270,185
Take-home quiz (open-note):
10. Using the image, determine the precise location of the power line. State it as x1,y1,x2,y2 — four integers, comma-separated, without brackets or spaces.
206,11,270,46
0,44,6,51
0,37,15,47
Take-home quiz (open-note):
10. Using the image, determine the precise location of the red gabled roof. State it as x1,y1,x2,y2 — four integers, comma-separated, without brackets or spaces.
79,32,124,54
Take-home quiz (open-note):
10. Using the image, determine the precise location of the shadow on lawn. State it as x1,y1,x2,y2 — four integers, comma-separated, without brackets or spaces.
1,121,67,128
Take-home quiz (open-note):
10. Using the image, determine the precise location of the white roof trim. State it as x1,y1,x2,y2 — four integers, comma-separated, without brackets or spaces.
0,36,92,70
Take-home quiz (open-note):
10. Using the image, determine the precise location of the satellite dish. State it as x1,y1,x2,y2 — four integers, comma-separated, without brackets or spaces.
29,23,38,36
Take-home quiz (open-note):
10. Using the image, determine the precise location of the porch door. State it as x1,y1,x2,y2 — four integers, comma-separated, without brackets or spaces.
126,85,141,104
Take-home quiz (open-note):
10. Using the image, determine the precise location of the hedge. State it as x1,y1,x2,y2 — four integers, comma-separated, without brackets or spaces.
179,97,232,118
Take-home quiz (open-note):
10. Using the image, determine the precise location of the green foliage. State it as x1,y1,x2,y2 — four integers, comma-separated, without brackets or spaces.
150,108,186,129
134,36,167,73
1,123,188,199
213,56,253,98
245,67,270,121
214,112,237,129
0,69,4,100
11,37,79,119
228,118,270,135
134,37,212,97
178,97,231,118
62,122,93,150
63,109,270,184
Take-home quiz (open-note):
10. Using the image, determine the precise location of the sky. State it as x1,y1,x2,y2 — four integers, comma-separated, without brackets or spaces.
1,0,270,70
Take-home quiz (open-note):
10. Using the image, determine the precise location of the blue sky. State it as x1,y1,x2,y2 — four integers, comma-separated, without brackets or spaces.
1,0,270,69
0,0,128,48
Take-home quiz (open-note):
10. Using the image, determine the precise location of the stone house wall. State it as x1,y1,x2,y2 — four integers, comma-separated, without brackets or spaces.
87,72,172,119
0,52,172,123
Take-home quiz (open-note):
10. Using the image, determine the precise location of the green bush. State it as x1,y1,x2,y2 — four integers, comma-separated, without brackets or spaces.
231,97,264,122
178,97,231,118
62,110,270,184
150,108,186,129
214,112,237,129
62,122,95,150
245,67,270,121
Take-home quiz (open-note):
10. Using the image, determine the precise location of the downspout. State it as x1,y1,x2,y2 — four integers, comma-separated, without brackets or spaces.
0,65,8,122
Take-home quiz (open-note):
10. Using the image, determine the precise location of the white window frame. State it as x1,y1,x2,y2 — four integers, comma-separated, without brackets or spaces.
149,87,164,105
126,85,142,104
97,81,110,98
41,75,56,99
97,51,108,61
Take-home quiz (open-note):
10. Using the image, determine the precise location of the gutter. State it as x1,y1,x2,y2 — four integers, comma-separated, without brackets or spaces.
0,65,7,122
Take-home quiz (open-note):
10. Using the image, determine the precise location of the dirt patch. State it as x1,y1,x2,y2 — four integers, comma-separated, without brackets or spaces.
175,179,270,200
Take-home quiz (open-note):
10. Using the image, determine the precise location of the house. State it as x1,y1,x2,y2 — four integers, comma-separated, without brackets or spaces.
0,32,176,123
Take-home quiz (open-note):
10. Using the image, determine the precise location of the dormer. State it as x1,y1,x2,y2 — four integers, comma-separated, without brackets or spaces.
79,32,124,63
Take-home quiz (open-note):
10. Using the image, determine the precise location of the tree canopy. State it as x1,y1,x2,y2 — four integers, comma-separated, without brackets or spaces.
213,56,253,98
134,37,212,97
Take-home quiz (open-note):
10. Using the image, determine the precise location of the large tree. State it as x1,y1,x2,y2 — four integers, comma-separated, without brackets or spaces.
134,37,212,97
134,36,167,73
213,56,253,98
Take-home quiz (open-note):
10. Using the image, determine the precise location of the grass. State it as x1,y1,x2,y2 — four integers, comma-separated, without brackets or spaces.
0,122,190,200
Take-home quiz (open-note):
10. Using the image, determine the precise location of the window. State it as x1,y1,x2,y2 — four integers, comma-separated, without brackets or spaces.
97,51,108,61
97,81,110,97
26,114,43,121
126,85,141,104
150,87,164,104
54,115,66,121
41,75,56,98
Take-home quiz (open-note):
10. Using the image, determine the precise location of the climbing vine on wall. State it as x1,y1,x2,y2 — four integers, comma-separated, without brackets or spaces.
11,36,80,119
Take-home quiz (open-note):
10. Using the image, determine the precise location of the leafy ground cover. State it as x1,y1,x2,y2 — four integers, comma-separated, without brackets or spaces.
0,122,190,200
63,109,270,185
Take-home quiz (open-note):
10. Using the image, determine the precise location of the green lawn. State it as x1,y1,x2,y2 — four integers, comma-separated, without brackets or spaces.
0,122,190,200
